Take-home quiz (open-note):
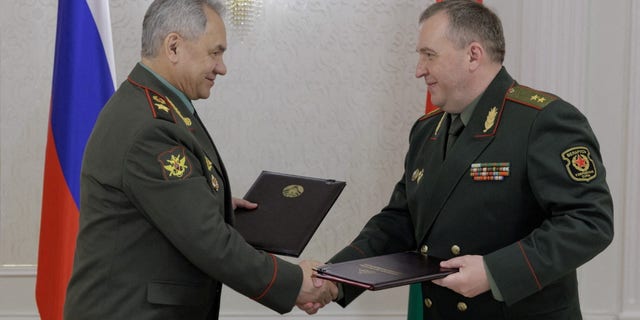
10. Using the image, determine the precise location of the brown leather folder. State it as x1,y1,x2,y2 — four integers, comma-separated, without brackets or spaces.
314,251,457,290
233,171,346,257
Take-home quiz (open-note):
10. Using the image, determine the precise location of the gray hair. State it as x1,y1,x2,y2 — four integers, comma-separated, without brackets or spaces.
141,0,226,57
419,0,505,63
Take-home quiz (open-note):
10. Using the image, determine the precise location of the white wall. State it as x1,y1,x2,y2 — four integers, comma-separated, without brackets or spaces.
1,0,638,319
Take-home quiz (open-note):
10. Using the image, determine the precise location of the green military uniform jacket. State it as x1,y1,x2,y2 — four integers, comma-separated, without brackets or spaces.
64,64,302,319
330,68,613,319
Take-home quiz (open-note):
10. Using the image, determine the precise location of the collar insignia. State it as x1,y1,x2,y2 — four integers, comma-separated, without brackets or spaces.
483,107,498,133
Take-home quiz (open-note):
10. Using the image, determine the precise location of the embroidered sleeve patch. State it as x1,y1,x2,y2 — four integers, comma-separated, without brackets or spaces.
157,146,193,180
561,146,597,182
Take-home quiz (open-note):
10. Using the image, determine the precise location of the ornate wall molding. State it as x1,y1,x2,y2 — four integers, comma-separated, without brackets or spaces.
0,265,36,277
0,266,37,320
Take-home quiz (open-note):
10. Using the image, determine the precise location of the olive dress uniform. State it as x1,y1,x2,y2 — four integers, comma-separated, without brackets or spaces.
330,67,613,319
64,63,302,319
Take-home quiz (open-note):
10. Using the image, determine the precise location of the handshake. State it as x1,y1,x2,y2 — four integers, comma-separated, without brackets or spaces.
295,260,339,315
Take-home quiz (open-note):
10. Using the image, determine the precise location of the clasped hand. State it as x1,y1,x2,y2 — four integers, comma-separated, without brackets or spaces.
232,199,337,313
296,260,338,315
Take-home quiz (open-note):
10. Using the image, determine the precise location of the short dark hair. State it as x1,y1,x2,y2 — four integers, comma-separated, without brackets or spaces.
419,0,505,63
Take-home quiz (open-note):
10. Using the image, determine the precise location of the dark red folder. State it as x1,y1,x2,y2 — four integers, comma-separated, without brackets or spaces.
315,251,457,290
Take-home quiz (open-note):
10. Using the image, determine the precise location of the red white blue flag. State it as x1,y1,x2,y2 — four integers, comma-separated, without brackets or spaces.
36,0,115,319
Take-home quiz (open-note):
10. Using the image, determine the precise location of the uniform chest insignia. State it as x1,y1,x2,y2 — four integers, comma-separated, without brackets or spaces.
483,107,498,133
211,174,220,191
561,146,597,182
165,97,193,127
411,168,424,184
470,162,510,181
157,147,192,180
204,156,213,171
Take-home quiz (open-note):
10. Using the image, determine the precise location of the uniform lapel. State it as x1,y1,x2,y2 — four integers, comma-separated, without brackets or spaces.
191,111,234,223
415,112,448,204
415,68,515,243
189,111,226,178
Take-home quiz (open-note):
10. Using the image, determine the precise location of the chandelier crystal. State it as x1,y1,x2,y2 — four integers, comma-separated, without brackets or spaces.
225,0,263,41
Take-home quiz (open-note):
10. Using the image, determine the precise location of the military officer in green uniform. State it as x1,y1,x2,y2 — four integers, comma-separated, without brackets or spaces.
319,1,614,319
63,1,336,319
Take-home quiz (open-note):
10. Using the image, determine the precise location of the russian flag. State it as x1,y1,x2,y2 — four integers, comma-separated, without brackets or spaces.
36,0,115,319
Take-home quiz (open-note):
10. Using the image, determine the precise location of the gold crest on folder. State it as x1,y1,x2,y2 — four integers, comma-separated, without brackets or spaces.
282,185,304,198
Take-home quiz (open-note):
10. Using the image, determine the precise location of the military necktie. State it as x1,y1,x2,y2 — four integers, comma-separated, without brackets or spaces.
446,114,464,157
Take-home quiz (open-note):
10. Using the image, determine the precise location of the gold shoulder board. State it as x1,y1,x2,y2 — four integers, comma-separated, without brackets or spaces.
149,93,177,123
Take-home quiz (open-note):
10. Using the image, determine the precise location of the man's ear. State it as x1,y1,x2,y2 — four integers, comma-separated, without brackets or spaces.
468,41,484,71
164,33,181,63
